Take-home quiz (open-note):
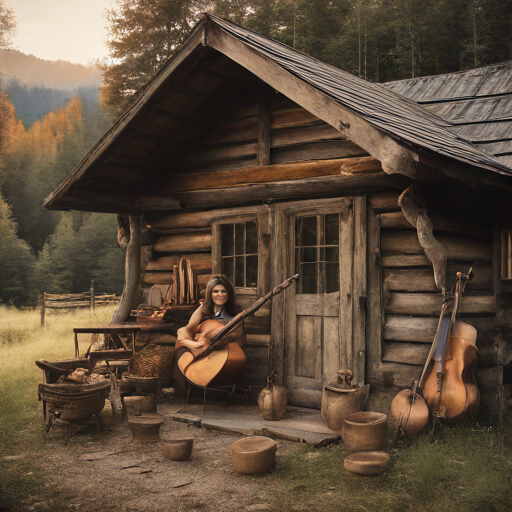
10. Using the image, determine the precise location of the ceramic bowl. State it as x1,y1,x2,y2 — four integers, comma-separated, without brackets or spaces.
344,451,390,476
231,436,277,475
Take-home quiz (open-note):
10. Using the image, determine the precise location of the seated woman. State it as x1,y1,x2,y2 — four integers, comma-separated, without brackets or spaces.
173,275,246,395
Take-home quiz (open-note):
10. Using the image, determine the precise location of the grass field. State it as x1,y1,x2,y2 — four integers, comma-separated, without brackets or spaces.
1,306,512,512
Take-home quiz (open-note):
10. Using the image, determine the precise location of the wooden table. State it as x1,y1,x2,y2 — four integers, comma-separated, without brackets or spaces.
73,323,178,358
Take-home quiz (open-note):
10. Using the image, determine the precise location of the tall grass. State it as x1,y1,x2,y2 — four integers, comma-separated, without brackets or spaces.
0,305,117,448
264,424,512,512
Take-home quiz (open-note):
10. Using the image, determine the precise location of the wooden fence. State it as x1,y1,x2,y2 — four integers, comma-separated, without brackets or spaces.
39,281,120,327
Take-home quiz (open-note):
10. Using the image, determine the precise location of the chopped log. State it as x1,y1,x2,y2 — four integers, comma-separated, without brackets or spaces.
381,254,431,267
368,191,401,212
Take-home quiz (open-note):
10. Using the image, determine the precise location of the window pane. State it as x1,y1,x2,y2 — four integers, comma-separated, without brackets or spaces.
324,246,338,262
324,214,339,245
300,263,317,294
246,221,258,254
222,257,234,282
301,247,317,263
326,263,339,293
246,255,258,287
221,224,234,256
297,216,317,247
235,224,245,255
235,256,245,287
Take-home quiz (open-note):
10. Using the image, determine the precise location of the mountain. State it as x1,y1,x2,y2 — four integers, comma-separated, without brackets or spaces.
0,49,101,90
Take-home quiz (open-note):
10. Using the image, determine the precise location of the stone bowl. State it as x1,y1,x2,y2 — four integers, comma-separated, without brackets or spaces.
341,411,387,452
161,436,194,461
231,436,277,475
344,451,390,476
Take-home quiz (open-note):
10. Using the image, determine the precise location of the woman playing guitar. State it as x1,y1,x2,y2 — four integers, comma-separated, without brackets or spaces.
173,275,246,396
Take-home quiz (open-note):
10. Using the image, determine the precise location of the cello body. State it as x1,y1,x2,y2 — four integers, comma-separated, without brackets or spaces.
177,319,246,388
422,318,480,420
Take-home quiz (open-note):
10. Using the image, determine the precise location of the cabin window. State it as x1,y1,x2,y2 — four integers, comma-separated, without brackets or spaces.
220,221,258,289
295,214,340,294
501,229,512,279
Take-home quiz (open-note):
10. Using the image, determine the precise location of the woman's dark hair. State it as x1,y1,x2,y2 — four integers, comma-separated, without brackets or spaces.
204,274,237,317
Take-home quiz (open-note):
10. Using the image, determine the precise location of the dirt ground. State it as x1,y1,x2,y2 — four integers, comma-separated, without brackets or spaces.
11,402,300,512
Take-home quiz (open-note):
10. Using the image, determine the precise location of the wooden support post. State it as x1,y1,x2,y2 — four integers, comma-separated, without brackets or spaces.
258,84,271,166
90,280,95,311
40,292,46,328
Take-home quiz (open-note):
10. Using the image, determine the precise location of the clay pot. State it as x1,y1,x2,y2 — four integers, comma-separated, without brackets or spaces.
321,370,368,432
341,411,387,452
124,376,159,394
162,436,194,461
128,413,164,443
258,374,287,421
344,451,390,476
231,436,277,475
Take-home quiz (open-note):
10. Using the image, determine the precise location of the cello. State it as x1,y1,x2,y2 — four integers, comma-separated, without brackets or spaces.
421,269,480,420
177,275,299,389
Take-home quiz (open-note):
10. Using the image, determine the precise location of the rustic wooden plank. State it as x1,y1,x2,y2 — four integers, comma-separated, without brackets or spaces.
146,254,212,270
244,315,271,334
380,210,490,237
339,198,355,370
381,231,492,262
153,232,212,252
163,157,382,194
143,273,173,285
271,123,346,147
385,292,496,316
366,207,383,384
258,85,271,166
184,142,257,165
383,341,431,365
352,196,367,383
323,315,340,384
296,316,322,379
271,140,368,165
380,362,423,387
368,191,401,212
383,266,492,293
271,109,322,130
385,315,438,342
381,254,430,267
246,334,270,347
170,173,393,209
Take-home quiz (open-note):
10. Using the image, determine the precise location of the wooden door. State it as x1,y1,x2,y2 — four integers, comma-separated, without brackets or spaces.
281,200,356,408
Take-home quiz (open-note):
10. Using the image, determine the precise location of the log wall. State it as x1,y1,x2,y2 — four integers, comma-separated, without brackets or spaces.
369,190,499,412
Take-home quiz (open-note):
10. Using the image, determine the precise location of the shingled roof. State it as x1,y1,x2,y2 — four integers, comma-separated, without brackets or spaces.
384,60,512,169
45,14,512,213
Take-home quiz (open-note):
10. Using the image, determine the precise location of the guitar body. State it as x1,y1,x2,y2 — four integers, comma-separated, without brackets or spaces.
177,319,247,388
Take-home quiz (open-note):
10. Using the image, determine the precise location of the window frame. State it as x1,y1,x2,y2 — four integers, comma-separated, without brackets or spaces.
212,210,269,297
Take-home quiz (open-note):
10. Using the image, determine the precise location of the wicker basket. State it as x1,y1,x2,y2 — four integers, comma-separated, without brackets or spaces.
38,380,111,422
126,343,175,378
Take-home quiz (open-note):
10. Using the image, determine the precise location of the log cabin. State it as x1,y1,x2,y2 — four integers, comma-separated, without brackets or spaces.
45,14,512,414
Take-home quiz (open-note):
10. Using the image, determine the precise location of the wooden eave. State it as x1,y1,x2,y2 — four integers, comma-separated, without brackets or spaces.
44,14,512,214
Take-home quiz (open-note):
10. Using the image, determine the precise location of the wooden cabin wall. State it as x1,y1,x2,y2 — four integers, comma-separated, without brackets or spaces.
368,190,499,411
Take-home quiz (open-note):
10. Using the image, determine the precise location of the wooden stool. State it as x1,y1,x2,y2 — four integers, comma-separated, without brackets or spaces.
128,414,164,443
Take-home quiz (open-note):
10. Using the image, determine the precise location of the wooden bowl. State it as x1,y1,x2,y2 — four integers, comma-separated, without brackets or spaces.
161,436,194,461
341,411,387,452
231,436,277,475
128,414,164,443
344,451,390,476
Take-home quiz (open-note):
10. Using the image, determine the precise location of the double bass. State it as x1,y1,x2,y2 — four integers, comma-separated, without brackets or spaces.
421,269,480,420
177,275,299,389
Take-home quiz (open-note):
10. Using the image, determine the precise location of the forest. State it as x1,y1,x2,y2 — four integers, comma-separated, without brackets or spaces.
1,0,512,306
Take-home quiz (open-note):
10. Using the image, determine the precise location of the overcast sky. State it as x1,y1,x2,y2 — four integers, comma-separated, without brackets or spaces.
5,0,111,65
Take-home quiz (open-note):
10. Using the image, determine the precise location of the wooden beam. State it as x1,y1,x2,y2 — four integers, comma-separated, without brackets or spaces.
206,22,418,178
163,157,382,194
258,84,271,166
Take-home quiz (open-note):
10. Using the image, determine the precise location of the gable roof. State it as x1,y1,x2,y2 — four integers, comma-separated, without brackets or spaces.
45,14,512,214
383,60,512,169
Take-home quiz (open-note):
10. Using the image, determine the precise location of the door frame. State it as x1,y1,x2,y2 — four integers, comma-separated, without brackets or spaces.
270,196,368,398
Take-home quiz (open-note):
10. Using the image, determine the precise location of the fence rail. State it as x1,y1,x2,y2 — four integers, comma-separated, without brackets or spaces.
39,280,120,327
